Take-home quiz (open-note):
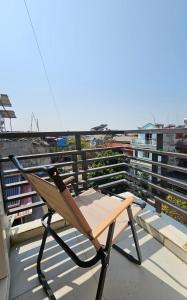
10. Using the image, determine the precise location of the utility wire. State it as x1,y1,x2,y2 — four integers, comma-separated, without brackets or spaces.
23,0,62,126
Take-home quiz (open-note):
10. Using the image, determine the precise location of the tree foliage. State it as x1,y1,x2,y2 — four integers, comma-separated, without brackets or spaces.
88,150,126,191
162,194,187,225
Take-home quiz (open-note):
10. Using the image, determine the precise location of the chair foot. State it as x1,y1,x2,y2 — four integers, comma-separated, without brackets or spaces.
112,244,141,265
96,262,108,300
37,221,56,300
37,267,56,300
96,222,115,300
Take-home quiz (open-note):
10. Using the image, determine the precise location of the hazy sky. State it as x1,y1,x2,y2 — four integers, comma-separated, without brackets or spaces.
0,0,187,131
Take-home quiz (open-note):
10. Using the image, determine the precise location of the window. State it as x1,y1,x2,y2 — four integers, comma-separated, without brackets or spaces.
145,133,152,141
143,151,150,159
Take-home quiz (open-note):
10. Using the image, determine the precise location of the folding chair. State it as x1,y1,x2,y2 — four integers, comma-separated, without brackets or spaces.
9,155,145,300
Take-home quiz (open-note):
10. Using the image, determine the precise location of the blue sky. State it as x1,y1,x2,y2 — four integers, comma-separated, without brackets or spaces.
0,0,187,131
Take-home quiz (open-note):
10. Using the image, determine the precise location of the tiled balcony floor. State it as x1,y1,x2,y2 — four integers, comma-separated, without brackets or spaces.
10,226,187,300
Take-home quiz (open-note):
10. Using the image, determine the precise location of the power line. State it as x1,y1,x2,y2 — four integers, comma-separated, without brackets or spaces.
23,0,62,126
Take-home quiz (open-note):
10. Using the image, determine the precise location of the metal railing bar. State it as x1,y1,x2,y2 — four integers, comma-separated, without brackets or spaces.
148,181,187,203
80,146,124,153
98,179,126,189
88,171,125,182
6,174,125,203
113,176,187,216
86,154,125,163
5,161,187,198
124,155,187,174
0,127,187,140
0,150,78,162
3,161,75,175
4,172,76,189
124,162,187,190
6,172,75,190
154,196,187,216
125,172,187,203
7,191,37,201
6,180,80,204
3,154,124,177
0,130,125,139
96,175,187,216
79,162,125,174
124,146,187,160
7,200,45,215
2,146,186,165
5,180,28,188
6,182,186,216
0,147,124,163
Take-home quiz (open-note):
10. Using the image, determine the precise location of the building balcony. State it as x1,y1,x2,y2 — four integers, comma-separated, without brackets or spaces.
0,128,187,300
132,138,157,148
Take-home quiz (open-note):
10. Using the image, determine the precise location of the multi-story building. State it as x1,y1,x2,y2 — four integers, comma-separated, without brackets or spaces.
131,123,163,173
0,139,51,224
131,120,187,181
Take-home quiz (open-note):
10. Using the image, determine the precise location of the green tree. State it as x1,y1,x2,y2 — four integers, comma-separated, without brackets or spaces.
88,150,126,192
162,194,187,225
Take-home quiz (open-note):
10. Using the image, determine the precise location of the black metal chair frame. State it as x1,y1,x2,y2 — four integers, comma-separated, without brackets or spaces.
9,155,144,300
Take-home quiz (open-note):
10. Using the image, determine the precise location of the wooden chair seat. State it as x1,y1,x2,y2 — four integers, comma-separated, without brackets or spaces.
75,188,142,245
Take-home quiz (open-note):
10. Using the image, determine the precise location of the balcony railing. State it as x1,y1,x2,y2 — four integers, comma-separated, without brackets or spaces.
132,138,157,147
0,128,187,225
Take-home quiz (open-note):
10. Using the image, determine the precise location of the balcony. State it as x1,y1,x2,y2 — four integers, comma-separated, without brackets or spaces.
9,223,187,300
0,128,187,300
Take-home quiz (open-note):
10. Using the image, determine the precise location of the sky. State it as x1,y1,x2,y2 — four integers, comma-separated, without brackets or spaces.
0,0,187,131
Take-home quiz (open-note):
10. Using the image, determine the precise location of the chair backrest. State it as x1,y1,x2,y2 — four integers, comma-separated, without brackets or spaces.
26,173,92,236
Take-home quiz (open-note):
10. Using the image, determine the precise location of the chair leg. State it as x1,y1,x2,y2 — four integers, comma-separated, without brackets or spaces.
96,260,109,300
96,222,116,300
37,228,56,300
37,210,56,300
113,206,142,265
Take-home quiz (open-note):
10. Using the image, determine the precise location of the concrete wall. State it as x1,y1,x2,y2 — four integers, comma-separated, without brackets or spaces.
0,184,10,280
163,133,177,166
0,139,51,170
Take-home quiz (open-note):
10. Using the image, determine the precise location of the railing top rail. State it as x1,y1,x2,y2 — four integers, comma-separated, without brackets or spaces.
0,130,124,138
0,146,124,162
131,127,187,134
0,127,187,139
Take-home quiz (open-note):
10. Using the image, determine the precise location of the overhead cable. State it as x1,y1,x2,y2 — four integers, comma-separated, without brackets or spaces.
23,0,62,126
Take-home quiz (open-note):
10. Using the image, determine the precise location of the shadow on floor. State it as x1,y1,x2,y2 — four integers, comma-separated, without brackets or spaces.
10,226,187,300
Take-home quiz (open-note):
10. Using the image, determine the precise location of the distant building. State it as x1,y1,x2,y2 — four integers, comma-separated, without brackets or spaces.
0,139,51,224
45,136,69,148
175,118,187,154
132,122,163,161
131,120,187,179
113,135,134,144
104,143,133,156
